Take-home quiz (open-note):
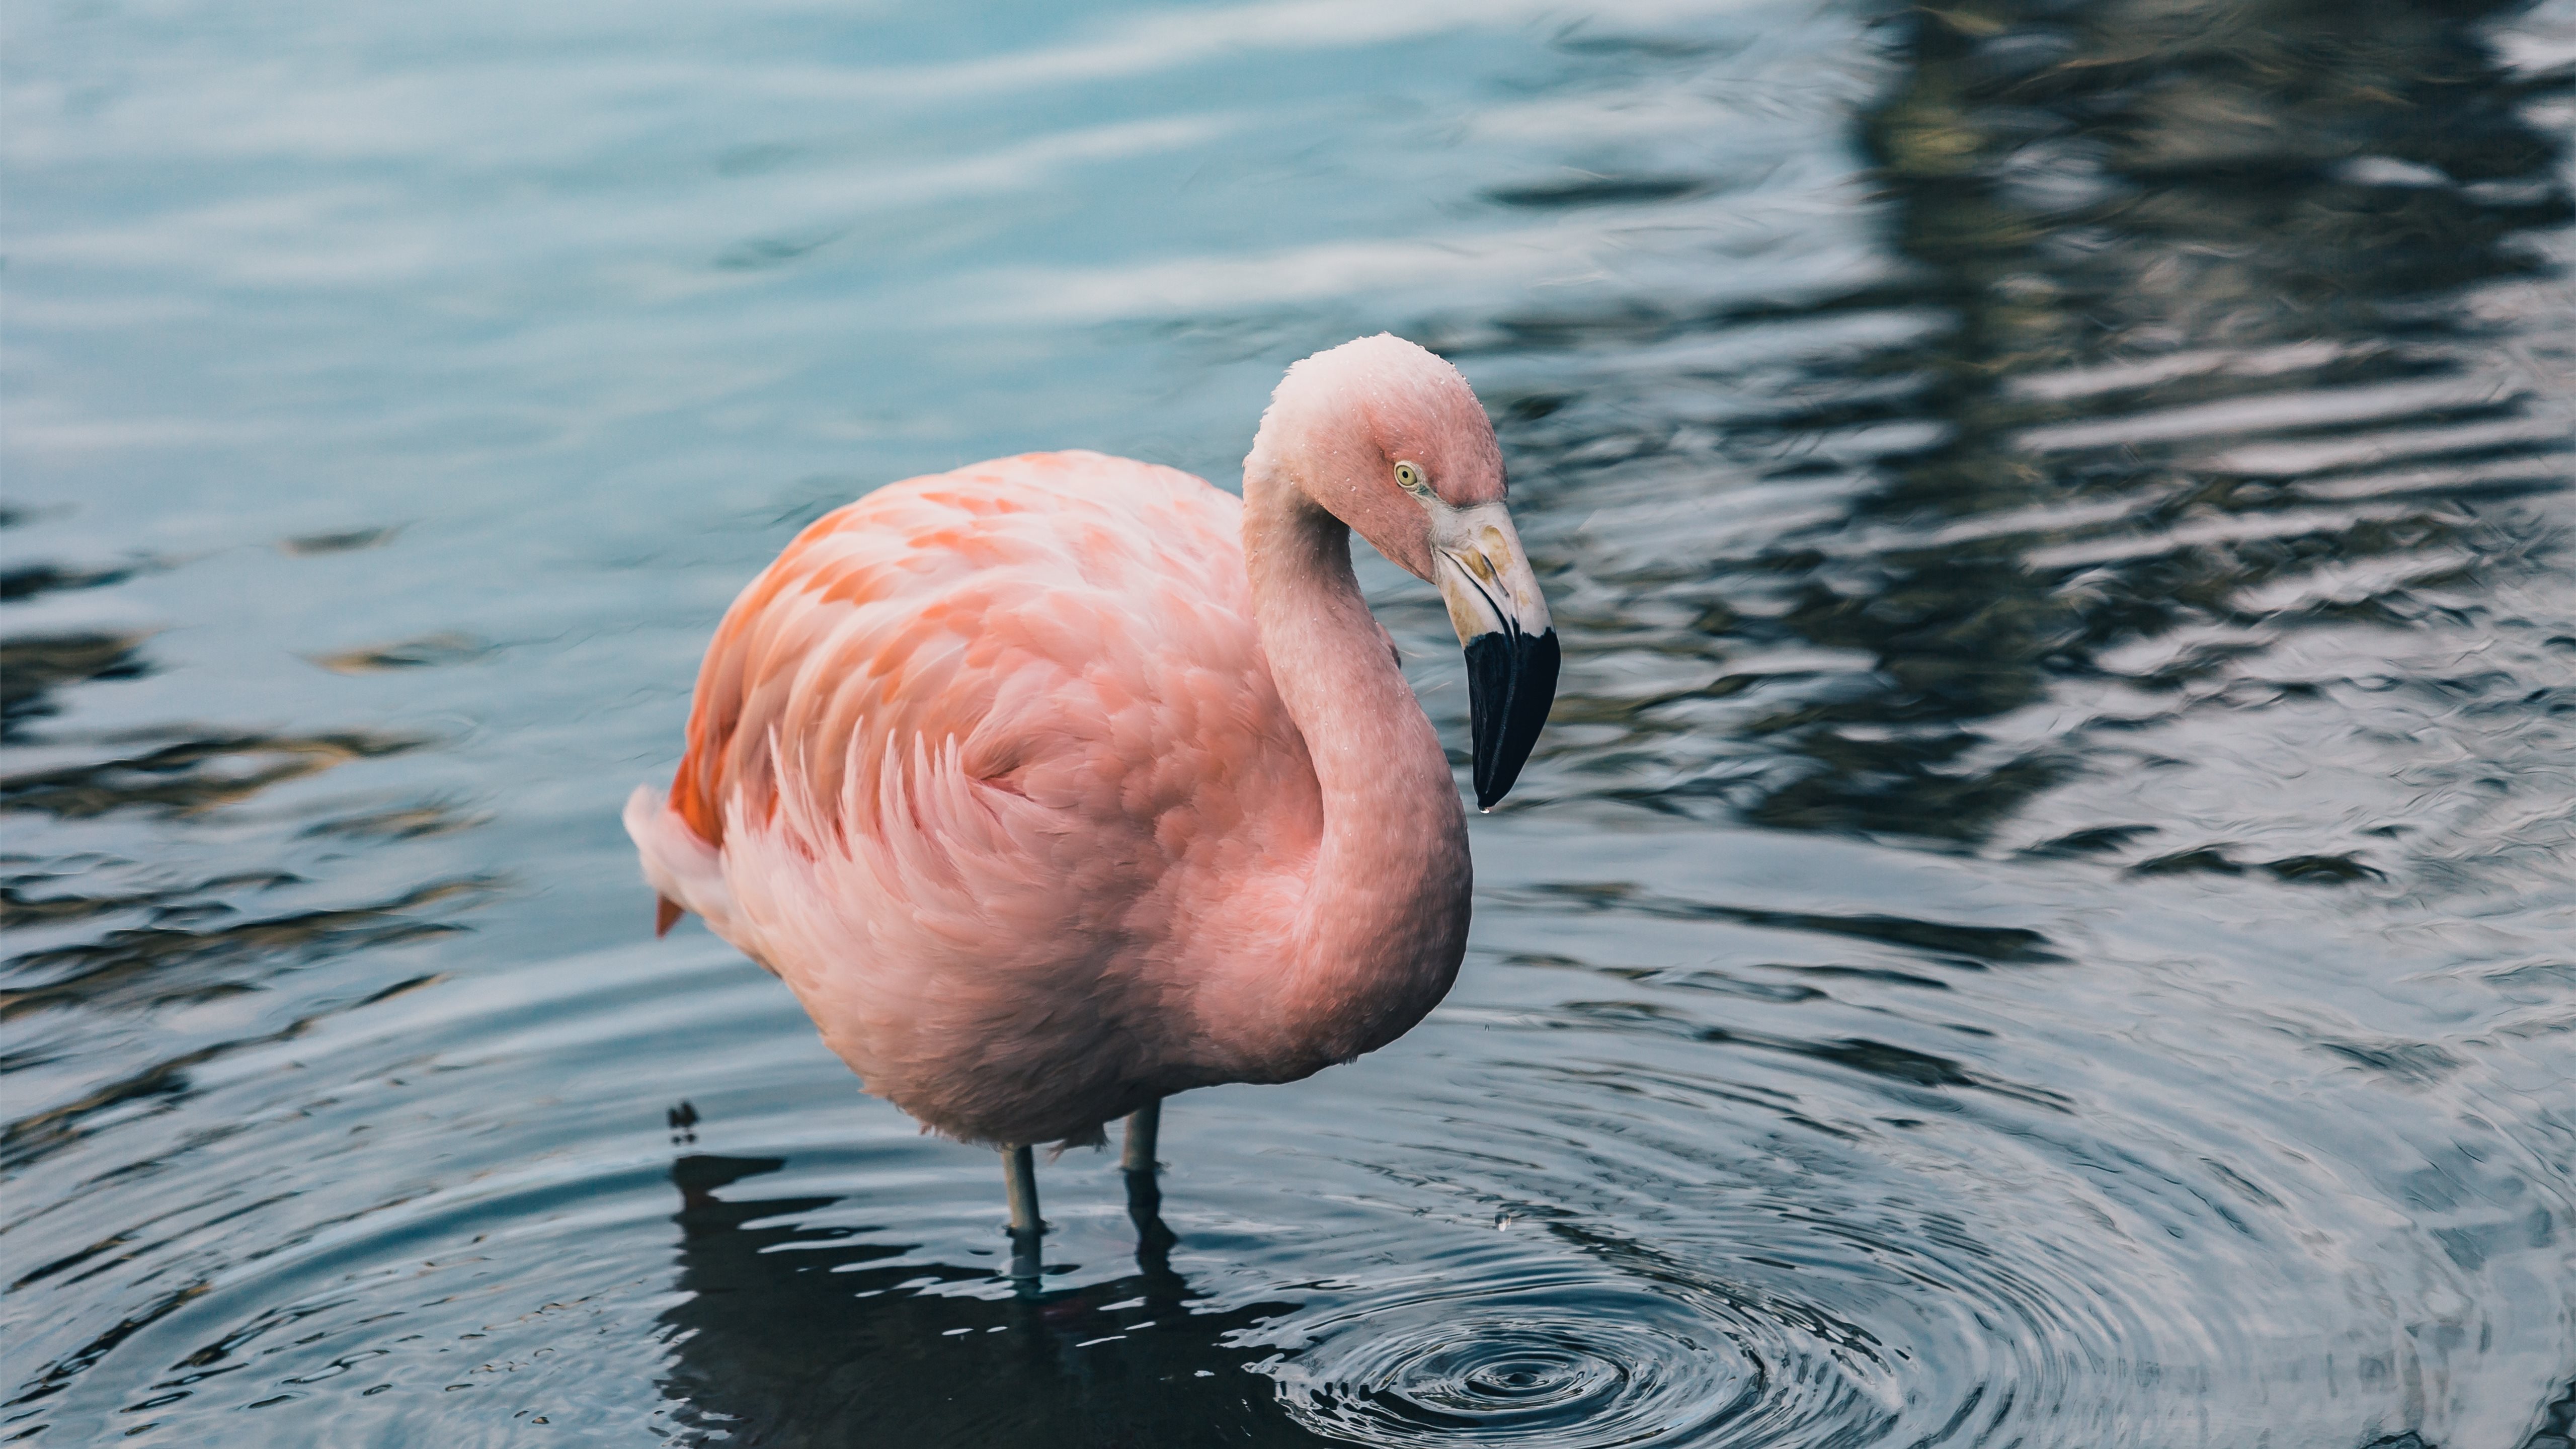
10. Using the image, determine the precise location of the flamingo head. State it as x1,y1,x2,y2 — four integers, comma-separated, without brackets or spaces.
1256,334,1559,809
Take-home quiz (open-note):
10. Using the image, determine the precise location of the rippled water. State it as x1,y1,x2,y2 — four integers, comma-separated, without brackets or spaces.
7,0,2575,1444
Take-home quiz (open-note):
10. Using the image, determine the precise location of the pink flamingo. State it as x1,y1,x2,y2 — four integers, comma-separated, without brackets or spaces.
625,335,1556,1258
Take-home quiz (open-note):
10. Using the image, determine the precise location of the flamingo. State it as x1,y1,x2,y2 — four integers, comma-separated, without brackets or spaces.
624,334,1557,1266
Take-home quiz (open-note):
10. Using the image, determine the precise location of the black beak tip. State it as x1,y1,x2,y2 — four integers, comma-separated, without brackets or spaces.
1466,628,1559,811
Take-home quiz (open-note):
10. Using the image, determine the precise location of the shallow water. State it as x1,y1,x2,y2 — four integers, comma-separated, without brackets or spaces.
6,0,2575,1443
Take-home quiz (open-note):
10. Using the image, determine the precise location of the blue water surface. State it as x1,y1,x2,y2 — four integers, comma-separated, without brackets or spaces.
6,0,2575,1444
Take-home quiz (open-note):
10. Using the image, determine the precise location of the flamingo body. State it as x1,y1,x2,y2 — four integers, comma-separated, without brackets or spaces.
630,336,1557,1156
627,450,1437,1145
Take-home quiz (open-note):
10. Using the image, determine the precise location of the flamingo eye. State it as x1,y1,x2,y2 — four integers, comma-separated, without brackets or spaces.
1394,460,1431,496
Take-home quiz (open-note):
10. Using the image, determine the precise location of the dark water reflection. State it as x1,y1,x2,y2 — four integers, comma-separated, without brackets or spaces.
1462,0,2575,855
658,1154,1314,1447
5,0,2572,1444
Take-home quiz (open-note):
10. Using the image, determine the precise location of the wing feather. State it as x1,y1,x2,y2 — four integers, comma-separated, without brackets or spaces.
625,450,1320,1142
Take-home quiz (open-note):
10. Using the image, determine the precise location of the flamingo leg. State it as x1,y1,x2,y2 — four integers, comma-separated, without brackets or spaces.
1120,1100,1161,1175
1122,1102,1177,1268
1002,1144,1043,1282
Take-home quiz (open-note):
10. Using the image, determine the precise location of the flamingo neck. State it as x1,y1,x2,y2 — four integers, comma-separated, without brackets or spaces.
1222,457,1471,1077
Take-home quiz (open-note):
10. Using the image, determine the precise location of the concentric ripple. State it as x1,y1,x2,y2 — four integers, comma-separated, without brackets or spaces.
1264,1263,1894,1448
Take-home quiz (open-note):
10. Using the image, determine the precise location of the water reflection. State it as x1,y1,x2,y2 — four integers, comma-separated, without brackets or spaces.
0,561,144,605
0,728,426,818
0,875,487,1032
1481,0,2574,859
0,632,152,742
657,1154,1316,1447
2,0,2570,1442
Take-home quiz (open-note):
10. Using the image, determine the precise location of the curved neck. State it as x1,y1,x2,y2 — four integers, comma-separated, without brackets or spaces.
1221,457,1470,1074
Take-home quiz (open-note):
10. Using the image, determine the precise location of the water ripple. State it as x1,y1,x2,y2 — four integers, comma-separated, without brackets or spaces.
4,0,2572,1443
1269,1270,1785,1448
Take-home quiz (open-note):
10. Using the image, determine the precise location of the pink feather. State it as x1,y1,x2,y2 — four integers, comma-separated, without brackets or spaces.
629,337,1516,1147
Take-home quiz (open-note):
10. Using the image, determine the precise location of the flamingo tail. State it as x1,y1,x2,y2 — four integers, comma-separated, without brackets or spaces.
625,784,736,940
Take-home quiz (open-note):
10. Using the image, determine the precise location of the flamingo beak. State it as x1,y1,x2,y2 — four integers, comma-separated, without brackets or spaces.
1434,505,1557,810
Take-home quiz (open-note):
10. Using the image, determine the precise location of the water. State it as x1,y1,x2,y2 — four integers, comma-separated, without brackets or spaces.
6,0,2574,1443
